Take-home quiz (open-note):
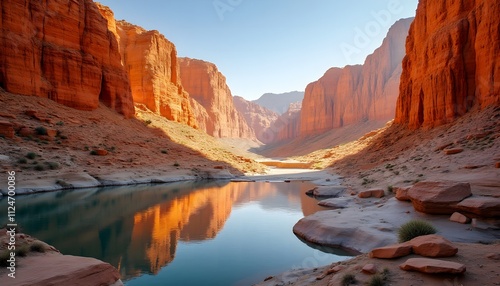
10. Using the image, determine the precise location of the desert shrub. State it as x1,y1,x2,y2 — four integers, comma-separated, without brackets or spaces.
56,121,64,126
26,152,37,159
341,273,356,286
398,219,437,242
144,119,152,125
30,242,46,253
161,150,168,154
34,164,45,171
369,273,388,286
173,161,180,167
35,126,47,135
15,246,29,257
17,158,28,164
387,185,393,193
0,251,10,267
90,150,98,155
46,162,60,170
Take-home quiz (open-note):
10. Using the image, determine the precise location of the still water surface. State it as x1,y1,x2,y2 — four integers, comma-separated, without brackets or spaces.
1,181,349,285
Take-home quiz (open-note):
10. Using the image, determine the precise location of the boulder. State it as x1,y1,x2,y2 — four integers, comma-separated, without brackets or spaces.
457,196,500,217
409,235,458,258
358,189,385,199
361,264,377,274
306,186,345,197
400,258,466,274
407,181,472,214
394,186,411,201
369,243,412,259
318,197,352,209
444,148,464,155
449,212,471,224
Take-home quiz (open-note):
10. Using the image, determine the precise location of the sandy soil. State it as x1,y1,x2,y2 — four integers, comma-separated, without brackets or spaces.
0,90,266,194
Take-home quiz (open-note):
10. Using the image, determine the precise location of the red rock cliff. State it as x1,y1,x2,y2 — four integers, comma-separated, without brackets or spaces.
271,102,302,142
300,18,413,136
395,0,500,129
0,0,134,117
115,20,197,128
179,58,255,139
233,96,278,143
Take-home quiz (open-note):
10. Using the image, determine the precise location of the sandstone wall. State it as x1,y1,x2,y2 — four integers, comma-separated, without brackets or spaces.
299,18,413,136
179,58,254,139
0,0,134,117
395,0,500,129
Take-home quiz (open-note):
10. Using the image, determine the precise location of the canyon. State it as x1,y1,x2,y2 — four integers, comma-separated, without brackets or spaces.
0,0,499,285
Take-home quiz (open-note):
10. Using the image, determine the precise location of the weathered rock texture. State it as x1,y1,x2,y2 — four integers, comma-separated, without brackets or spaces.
233,96,278,143
0,0,134,117
300,18,413,136
115,20,197,127
179,58,254,138
252,91,304,115
395,0,500,129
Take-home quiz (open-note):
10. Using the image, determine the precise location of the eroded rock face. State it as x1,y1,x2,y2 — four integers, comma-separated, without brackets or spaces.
233,96,278,143
407,181,472,214
179,58,254,138
115,21,197,127
267,101,302,142
0,0,134,117
300,18,413,136
395,0,500,129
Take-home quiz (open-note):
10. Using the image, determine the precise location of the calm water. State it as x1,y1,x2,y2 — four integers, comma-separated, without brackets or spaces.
0,181,349,285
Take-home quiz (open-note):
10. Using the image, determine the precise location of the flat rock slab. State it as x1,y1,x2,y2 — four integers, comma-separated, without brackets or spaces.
318,197,352,208
408,181,472,214
400,258,466,274
369,243,412,259
409,235,458,257
5,254,121,286
306,186,345,197
457,196,500,217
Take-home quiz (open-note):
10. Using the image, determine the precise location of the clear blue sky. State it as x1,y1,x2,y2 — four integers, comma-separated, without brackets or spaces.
98,0,418,100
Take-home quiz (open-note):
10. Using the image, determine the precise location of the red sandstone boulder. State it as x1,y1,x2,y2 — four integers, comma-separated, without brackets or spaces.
449,212,471,224
361,264,377,274
444,148,464,155
394,186,411,201
407,181,472,214
400,258,466,274
409,235,458,258
457,196,500,217
369,243,412,259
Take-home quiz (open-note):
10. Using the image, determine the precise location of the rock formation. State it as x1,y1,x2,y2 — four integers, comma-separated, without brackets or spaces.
253,91,304,114
233,96,278,143
114,20,197,127
179,58,254,139
0,0,134,117
300,18,413,137
395,0,500,129
267,102,302,142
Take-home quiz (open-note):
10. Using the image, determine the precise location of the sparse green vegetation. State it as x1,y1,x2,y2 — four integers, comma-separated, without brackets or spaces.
90,150,98,155
341,273,356,286
34,164,45,171
0,250,10,267
369,274,385,286
362,177,375,185
30,242,46,253
387,185,393,193
17,158,28,164
398,219,437,242
144,119,152,125
15,245,29,257
35,126,48,135
56,121,64,126
173,161,180,167
26,152,37,159
46,162,60,170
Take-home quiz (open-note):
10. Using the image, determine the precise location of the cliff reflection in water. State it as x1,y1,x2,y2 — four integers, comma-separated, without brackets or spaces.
7,181,326,279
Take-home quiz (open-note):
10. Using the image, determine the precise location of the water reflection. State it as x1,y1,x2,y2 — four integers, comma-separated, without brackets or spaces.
0,181,333,282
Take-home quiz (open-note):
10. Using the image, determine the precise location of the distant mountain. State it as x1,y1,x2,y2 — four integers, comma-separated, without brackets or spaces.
252,91,304,115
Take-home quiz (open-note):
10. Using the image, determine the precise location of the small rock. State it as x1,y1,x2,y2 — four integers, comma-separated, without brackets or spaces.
409,235,458,257
213,165,224,170
486,253,500,260
370,189,385,198
46,128,58,138
444,148,464,155
264,276,273,281
449,212,471,224
358,190,372,198
496,162,500,168
18,127,34,137
0,120,15,138
362,264,377,274
95,149,108,156
400,258,466,274
306,186,345,197
370,243,413,259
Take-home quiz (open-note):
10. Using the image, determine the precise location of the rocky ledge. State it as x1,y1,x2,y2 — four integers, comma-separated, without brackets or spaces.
0,229,122,286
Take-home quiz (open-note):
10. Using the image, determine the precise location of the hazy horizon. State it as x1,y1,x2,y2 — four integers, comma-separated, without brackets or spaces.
98,0,418,100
